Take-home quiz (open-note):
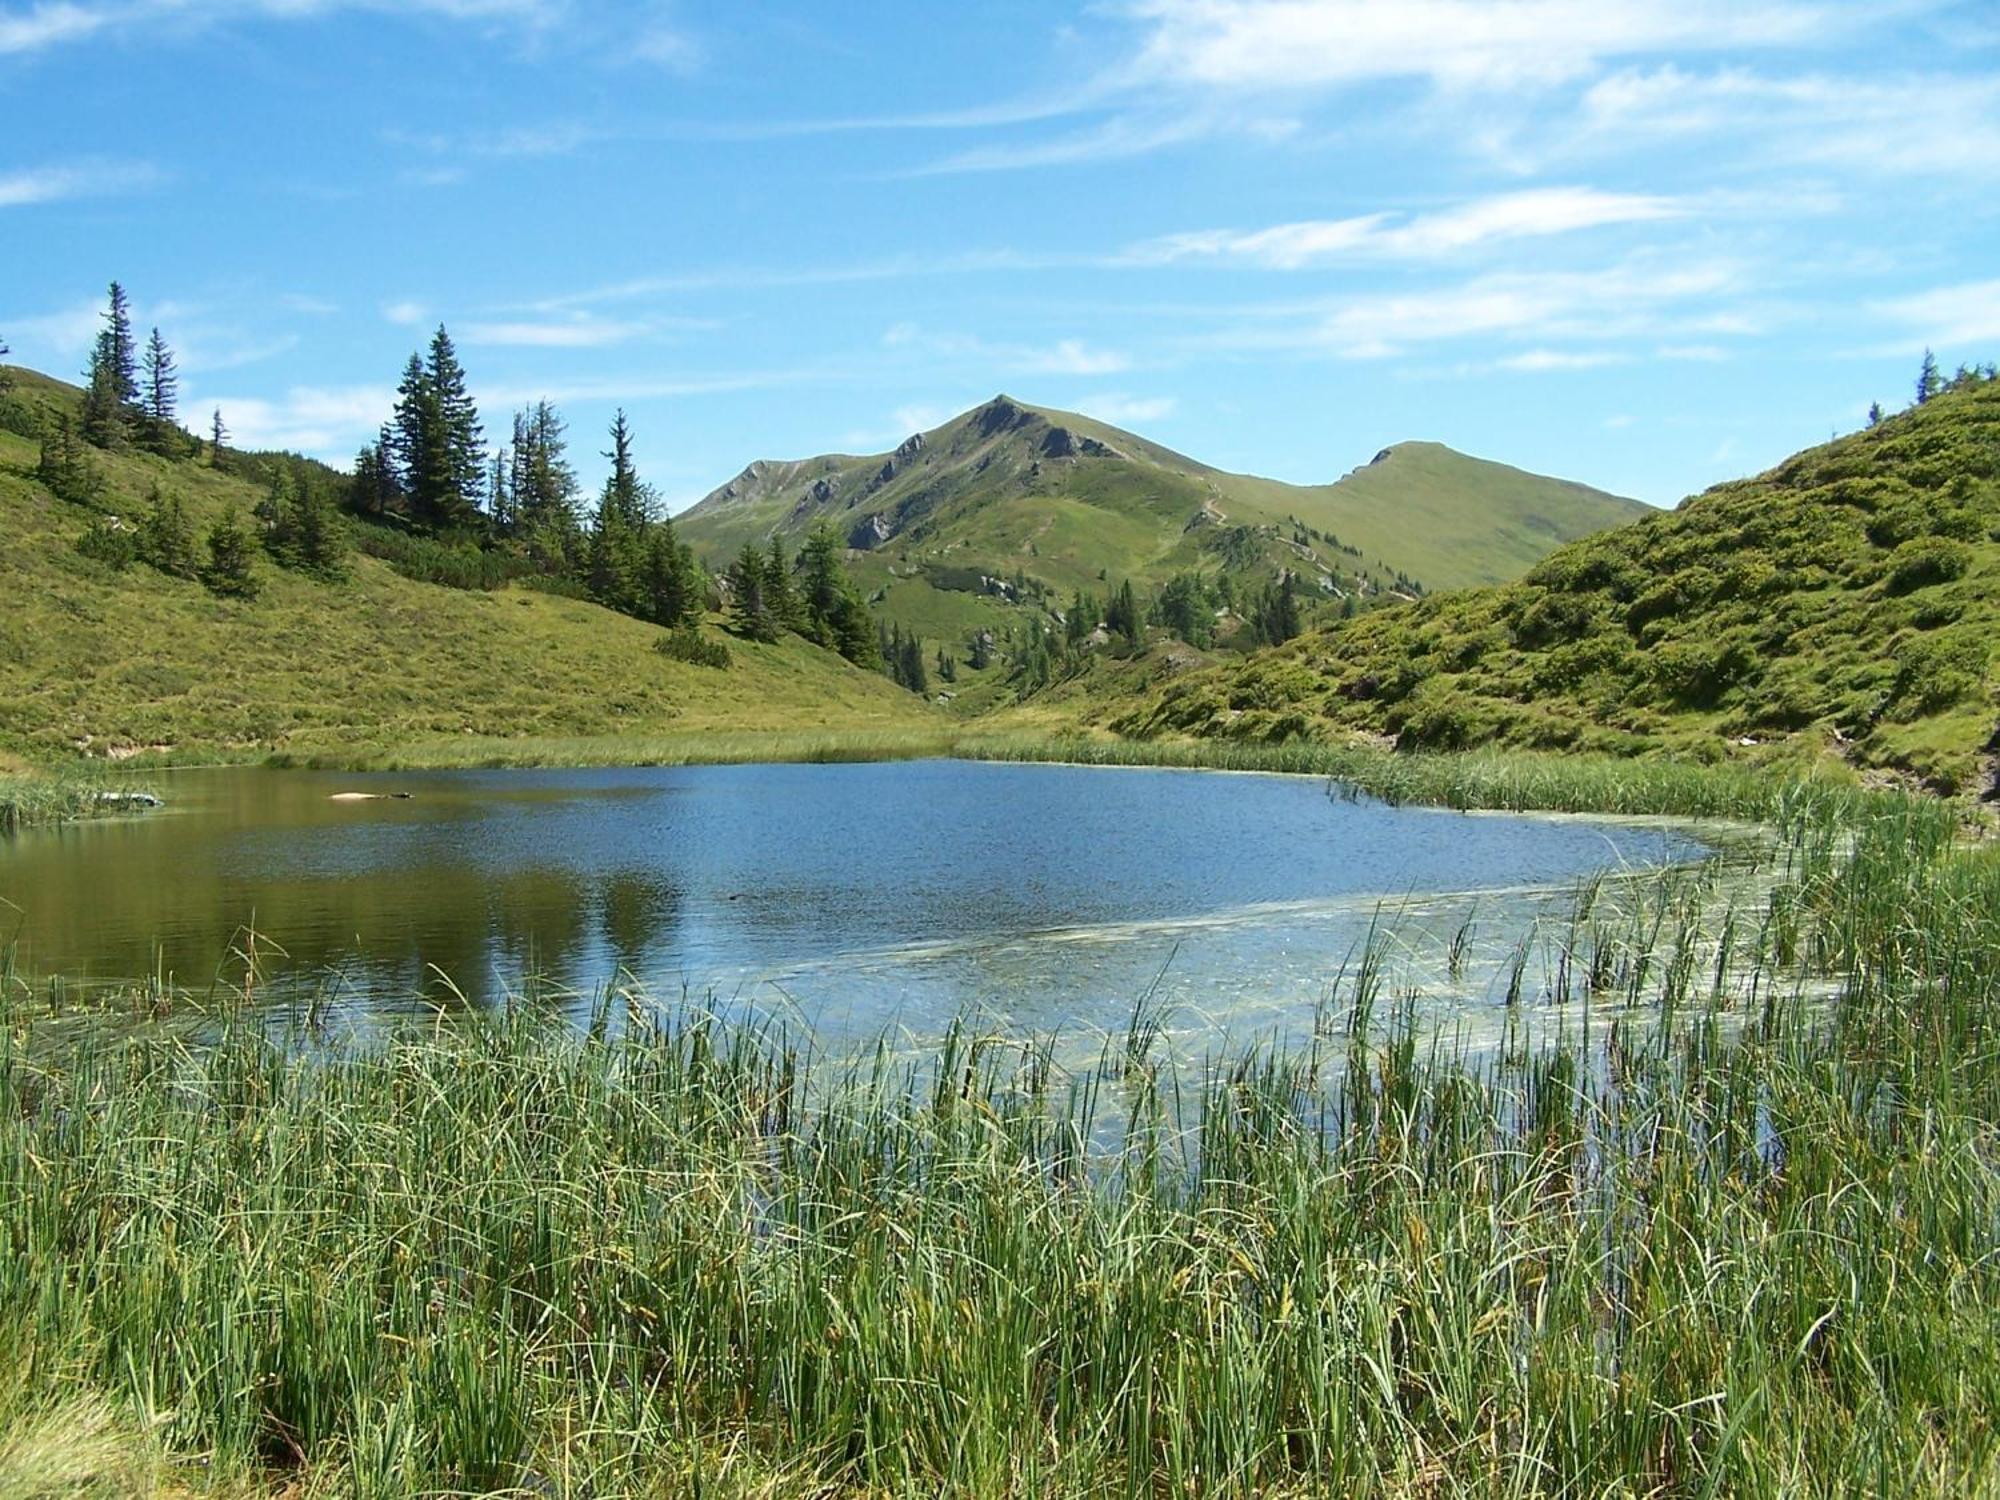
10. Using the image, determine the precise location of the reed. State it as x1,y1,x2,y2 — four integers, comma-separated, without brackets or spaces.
1,782,1994,1496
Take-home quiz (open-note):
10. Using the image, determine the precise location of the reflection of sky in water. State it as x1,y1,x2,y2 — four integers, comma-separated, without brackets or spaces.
3,761,1709,1047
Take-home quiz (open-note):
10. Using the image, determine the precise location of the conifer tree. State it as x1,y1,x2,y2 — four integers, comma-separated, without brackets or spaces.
137,485,197,578
0,333,12,392
36,412,102,504
1917,349,1942,406
200,510,260,598
728,541,777,642
763,536,804,634
142,327,177,424
210,409,228,466
1867,401,1884,428
391,331,484,529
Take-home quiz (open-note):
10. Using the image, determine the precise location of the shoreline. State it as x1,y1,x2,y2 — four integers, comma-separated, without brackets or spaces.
8,727,1928,831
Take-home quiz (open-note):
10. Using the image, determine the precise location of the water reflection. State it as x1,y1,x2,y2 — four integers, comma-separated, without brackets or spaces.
2,761,1707,1046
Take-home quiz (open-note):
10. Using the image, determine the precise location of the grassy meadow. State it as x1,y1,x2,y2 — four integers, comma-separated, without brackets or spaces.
4,769,1999,1496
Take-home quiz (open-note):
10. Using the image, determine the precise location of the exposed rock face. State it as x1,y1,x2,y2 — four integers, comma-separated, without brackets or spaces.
809,476,840,504
894,432,925,461
1040,426,1119,460
976,397,1033,438
1372,448,1394,466
849,512,893,550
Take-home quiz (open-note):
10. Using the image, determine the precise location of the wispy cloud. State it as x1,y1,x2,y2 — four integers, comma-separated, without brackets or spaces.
0,1,106,53
1117,0,1842,93
381,299,429,326
0,0,571,57
196,383,397,455
0,159,164,207
1199,256,1746,358
1072,391,1178,426
1578,65,2000,176
461,315,649,348
1876,277,2000,349
1128,187,1689,268
883,324,1133,377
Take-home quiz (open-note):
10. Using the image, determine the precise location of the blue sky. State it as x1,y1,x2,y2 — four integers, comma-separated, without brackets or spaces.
3,0,1997,510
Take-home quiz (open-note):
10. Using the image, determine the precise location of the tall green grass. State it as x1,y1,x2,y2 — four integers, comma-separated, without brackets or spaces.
3,787,1996,1496
0,772,146,835
956,731,1901,822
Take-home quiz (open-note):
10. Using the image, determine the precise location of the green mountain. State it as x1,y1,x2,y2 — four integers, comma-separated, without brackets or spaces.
0,367,933,765
1111,371,2000,795
676,396,1647,680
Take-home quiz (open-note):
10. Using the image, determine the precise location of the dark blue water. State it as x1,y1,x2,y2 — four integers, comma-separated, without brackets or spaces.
2,760,1704,1046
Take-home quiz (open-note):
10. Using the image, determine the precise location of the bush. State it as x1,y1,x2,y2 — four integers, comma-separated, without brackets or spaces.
354,525,524,591
1884,536,1971,594
1890,632,1989,717
655,624,732,670
75,516,137,570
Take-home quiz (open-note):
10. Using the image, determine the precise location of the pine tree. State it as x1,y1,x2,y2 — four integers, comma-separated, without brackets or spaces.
210,409,228,466
391,331,484,529
969,630,993,671
350,432,401,516
899,628,929,696
141,327,177,425
1867,401,1884,428
137,485,197,578
936,648,956,684
764,536,804,634
1916,349,1942,406
1105,579,1141,646
200,510,260,599
36,412,102,504
728,542,777,642
601,410,649,531
0,332,12,392
80,346,129,449
103,283,137,403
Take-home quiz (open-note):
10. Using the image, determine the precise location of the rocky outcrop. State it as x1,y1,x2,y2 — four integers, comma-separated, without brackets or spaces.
894,432,925,461
849,512,893,549
976,397,1033,439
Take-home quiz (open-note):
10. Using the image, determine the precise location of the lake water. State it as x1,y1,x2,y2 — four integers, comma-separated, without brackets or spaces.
1,760,1706,1051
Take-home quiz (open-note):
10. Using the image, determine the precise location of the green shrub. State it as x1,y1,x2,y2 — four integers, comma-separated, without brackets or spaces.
354,525,524,591
74,516,137,570
1885,536,1971,594
655,624,732,670
1890,631,1989,717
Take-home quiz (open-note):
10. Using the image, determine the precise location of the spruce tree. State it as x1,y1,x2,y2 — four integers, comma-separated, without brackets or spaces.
1917,349,1942,406
137,485,198,578
1867,401,1884,428
728,542,777,642
601,410,649,531
0,333,12,392
200,510,260,599
36,412,102,504
142,327,177,424
210,409,228,466
763,536,804,634
427,326,483,525
80,343,129,449
104,283,137,402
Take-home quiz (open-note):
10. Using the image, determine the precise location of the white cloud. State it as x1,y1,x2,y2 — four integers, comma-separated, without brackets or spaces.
1579,65,2000,176
1497,348,1628,372
1203,256,1745,357
381,300,429,326
1118,0,1840,94
884,324,1134,378
0,159,164,207
0,0,570,56
1876,277,2000,349
198,384,396,456
461,316,646,348
0,1,105,53
1130,187,1688,268
1072,392,1177,427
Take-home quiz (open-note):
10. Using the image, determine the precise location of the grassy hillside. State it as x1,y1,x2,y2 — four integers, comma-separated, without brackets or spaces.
0,367,935,765
1111,372,2000,794
677,396,1646,706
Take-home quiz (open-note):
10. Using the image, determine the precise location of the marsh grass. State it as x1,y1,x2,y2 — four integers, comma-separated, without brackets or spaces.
0,771,145,835
3,782,1997,1496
